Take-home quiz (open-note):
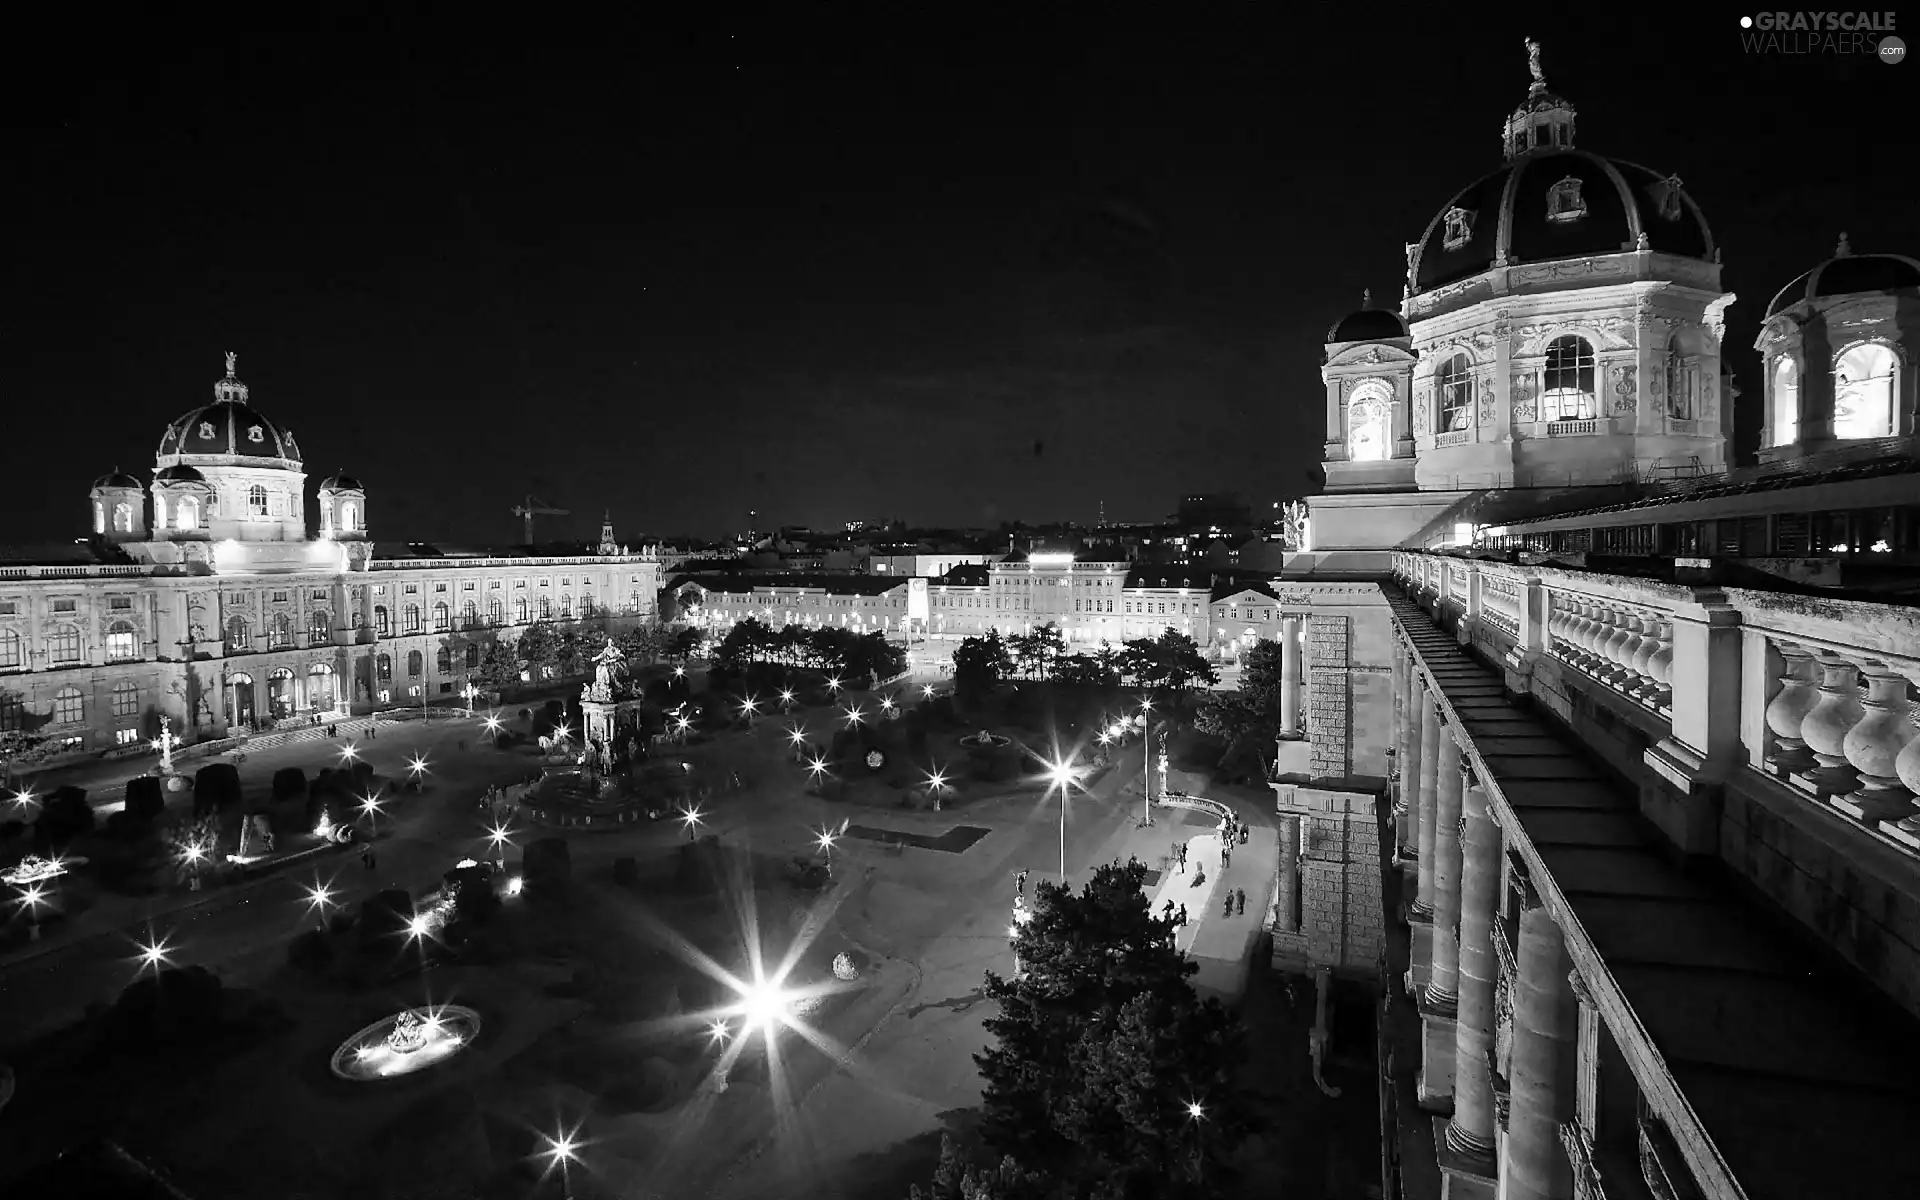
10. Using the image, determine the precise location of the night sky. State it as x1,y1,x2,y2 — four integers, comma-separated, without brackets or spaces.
5,14,1916,544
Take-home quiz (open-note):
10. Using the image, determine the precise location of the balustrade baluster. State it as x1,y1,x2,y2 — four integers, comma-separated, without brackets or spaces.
1885,691,1920,848
1764,643,1823,776
1798,656,1867,798
1835,666,1920,825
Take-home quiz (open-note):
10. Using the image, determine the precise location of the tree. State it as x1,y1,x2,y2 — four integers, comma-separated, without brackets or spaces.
952,631,1013,697
513,621,566,680
1007,624,1065,680
668,625,706,660
1152,630,1216,692
472,639,522,690
1196,636,1283,772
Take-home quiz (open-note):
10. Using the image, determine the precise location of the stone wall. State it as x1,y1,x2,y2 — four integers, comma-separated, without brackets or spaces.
1271,785,1386,978
1720,772,1920,1021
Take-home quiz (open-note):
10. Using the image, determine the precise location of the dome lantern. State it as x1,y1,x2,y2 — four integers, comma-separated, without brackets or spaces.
1503,38,1577,161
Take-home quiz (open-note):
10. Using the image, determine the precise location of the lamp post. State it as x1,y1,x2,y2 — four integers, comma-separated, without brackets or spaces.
1046,756,1078,879
1140,698,1155,827
463,682,478,713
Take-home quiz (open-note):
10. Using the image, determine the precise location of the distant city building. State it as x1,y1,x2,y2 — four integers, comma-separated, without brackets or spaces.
2,357,658,764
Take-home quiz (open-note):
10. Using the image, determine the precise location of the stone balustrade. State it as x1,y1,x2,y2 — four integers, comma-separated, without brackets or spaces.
1394,551,1920,858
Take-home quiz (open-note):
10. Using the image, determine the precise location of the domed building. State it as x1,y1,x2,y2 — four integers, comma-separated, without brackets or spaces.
0,354,659,760
1311,39,1735,555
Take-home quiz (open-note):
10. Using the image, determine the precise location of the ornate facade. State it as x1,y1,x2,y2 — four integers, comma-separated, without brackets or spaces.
0,357,659,761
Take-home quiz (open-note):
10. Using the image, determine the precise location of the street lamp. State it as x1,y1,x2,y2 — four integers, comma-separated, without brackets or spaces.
921,684,935,699
339,742,359,765
779,688,795,709
1184,1100,1207,1182
1139,698,1155,827
826,676,842,694
134,933,173,975
303,879,336,924
740,695,759,722
463,682,478,713
540,1127,581,1200
1045,755,1078,879
483,713,502,742
843,705,864,727
486,822,513,869
681,805,705,840
815,826,837,875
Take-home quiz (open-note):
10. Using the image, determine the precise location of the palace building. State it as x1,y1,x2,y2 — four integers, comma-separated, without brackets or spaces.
0,356,659,764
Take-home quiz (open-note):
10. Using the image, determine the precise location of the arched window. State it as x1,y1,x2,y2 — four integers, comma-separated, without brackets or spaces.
407,649,423,677
93,501,106,534
309,609,332,644
154,495,168,528
465,643,480,669
538,595,551,620
1666,335,1695,420
111,678,141,717
0,692,23,730
106,621,138,661
173,494,200,531
47,625,82,664
560,594,573,619
487,597,505,626
113,501,133,532
462,600,479,629
269,613,294,649
1834,343,1897,440
374,605,390,637
248,484,268,515
1348,393,1391,461
436,645,452,673
1437,355,1474,432
515,596,529,624
433,602,450,632
340,500,359,531
377,652,392,681
226,616,250,653
1771,357,1800,446
52,686,84,724
1542,336,1597,421
0,628,21,670
404,604,421,633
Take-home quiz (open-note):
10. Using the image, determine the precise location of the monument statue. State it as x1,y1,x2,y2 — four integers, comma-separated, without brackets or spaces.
225,350,238,376
584,639,625,703
1525,37,1544,86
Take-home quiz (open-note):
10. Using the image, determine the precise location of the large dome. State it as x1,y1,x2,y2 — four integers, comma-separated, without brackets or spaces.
1766,240,1920,318
1412,149,1714,293
155,356,302,466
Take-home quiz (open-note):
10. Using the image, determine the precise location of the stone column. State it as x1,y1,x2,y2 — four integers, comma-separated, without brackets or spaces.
1447,779,1501,1160
1275,814,1301,932
1280,616,1303,738
1398,664,1426,870
1504,903,1579,1200
1414,690,1442,916
1419,736,1466,1107
1392,643,1413,854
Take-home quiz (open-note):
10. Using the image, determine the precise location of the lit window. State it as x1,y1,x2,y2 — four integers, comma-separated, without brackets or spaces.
310,610,331,643
116,727,141,745
1834,343,1897,440
1437,355,1474,432
377,653,392,681
173,494,199,531
375,606,390,637
404,604,420,633
270,614,294,649
1348,394,1391,461
1666,335,1695,420
113,502,133,532
1542,336,1597,421
340,500,359,531
1771,358,1800,446
434,602,450,632
248,485,268,515
106,621,138,661
0,629,20,669
226,616,250,652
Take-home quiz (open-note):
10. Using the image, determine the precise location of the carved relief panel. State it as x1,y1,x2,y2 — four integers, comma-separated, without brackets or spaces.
1610,364,1638,414
1511,371,1539,422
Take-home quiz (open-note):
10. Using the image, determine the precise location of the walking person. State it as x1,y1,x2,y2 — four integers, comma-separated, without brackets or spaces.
1239,824,1249,847
1223,892,1235,918
1162,898,1175,921
1177,904,1188,928
1236,888,1247,916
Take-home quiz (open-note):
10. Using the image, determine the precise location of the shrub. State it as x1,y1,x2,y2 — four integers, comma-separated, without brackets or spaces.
288,929,335,974
271,768,308,805
125,776,166,824
0,819,24,843
192,764,241,818
35,787,94,848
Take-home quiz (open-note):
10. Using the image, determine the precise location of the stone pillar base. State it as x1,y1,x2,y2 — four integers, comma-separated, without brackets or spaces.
1434,1117,1497,1200
1417,999,1458,1112
1408,919,1434,994
1833,790,1916,825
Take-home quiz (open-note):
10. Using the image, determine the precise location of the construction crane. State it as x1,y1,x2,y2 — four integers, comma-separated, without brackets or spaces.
510,495,569,545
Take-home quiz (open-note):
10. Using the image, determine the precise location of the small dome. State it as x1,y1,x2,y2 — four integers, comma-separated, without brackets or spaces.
1327,297,1409,344
317,469,364,492
154,464,207,484
1765,238,1920,318
91,467,142,490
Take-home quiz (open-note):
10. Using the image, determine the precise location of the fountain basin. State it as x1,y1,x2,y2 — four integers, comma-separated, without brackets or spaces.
330,1004,481,1081
958,730,1011,750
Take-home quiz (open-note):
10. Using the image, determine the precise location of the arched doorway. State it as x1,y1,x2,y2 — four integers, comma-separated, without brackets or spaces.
228,672,256,729
308,663,336,713
267,667,296,720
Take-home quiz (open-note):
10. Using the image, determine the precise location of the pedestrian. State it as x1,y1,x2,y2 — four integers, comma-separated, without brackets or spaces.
1223,892,1234,918
1016,869,1029,898
1192,865,1205,888
360,842,375,872
1162,898,1174,920
1177,903,1188,927
1239,825,1249,846
1236,888,1247,916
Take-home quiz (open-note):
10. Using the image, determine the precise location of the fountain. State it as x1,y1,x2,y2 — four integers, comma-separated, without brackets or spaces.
330,1004,481,1081
958,729,1011,750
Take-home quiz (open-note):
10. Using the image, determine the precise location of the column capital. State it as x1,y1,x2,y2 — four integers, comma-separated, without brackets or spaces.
1566,966,1596,1008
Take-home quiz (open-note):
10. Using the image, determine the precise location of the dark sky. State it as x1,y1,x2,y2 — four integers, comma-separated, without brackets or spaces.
5,13,1917,544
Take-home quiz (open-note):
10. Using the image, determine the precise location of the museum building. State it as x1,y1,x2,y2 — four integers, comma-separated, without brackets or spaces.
0,356,659,763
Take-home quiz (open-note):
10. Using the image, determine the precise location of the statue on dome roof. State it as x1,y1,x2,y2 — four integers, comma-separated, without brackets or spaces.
1526,37,1545,87
225,351,237,377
